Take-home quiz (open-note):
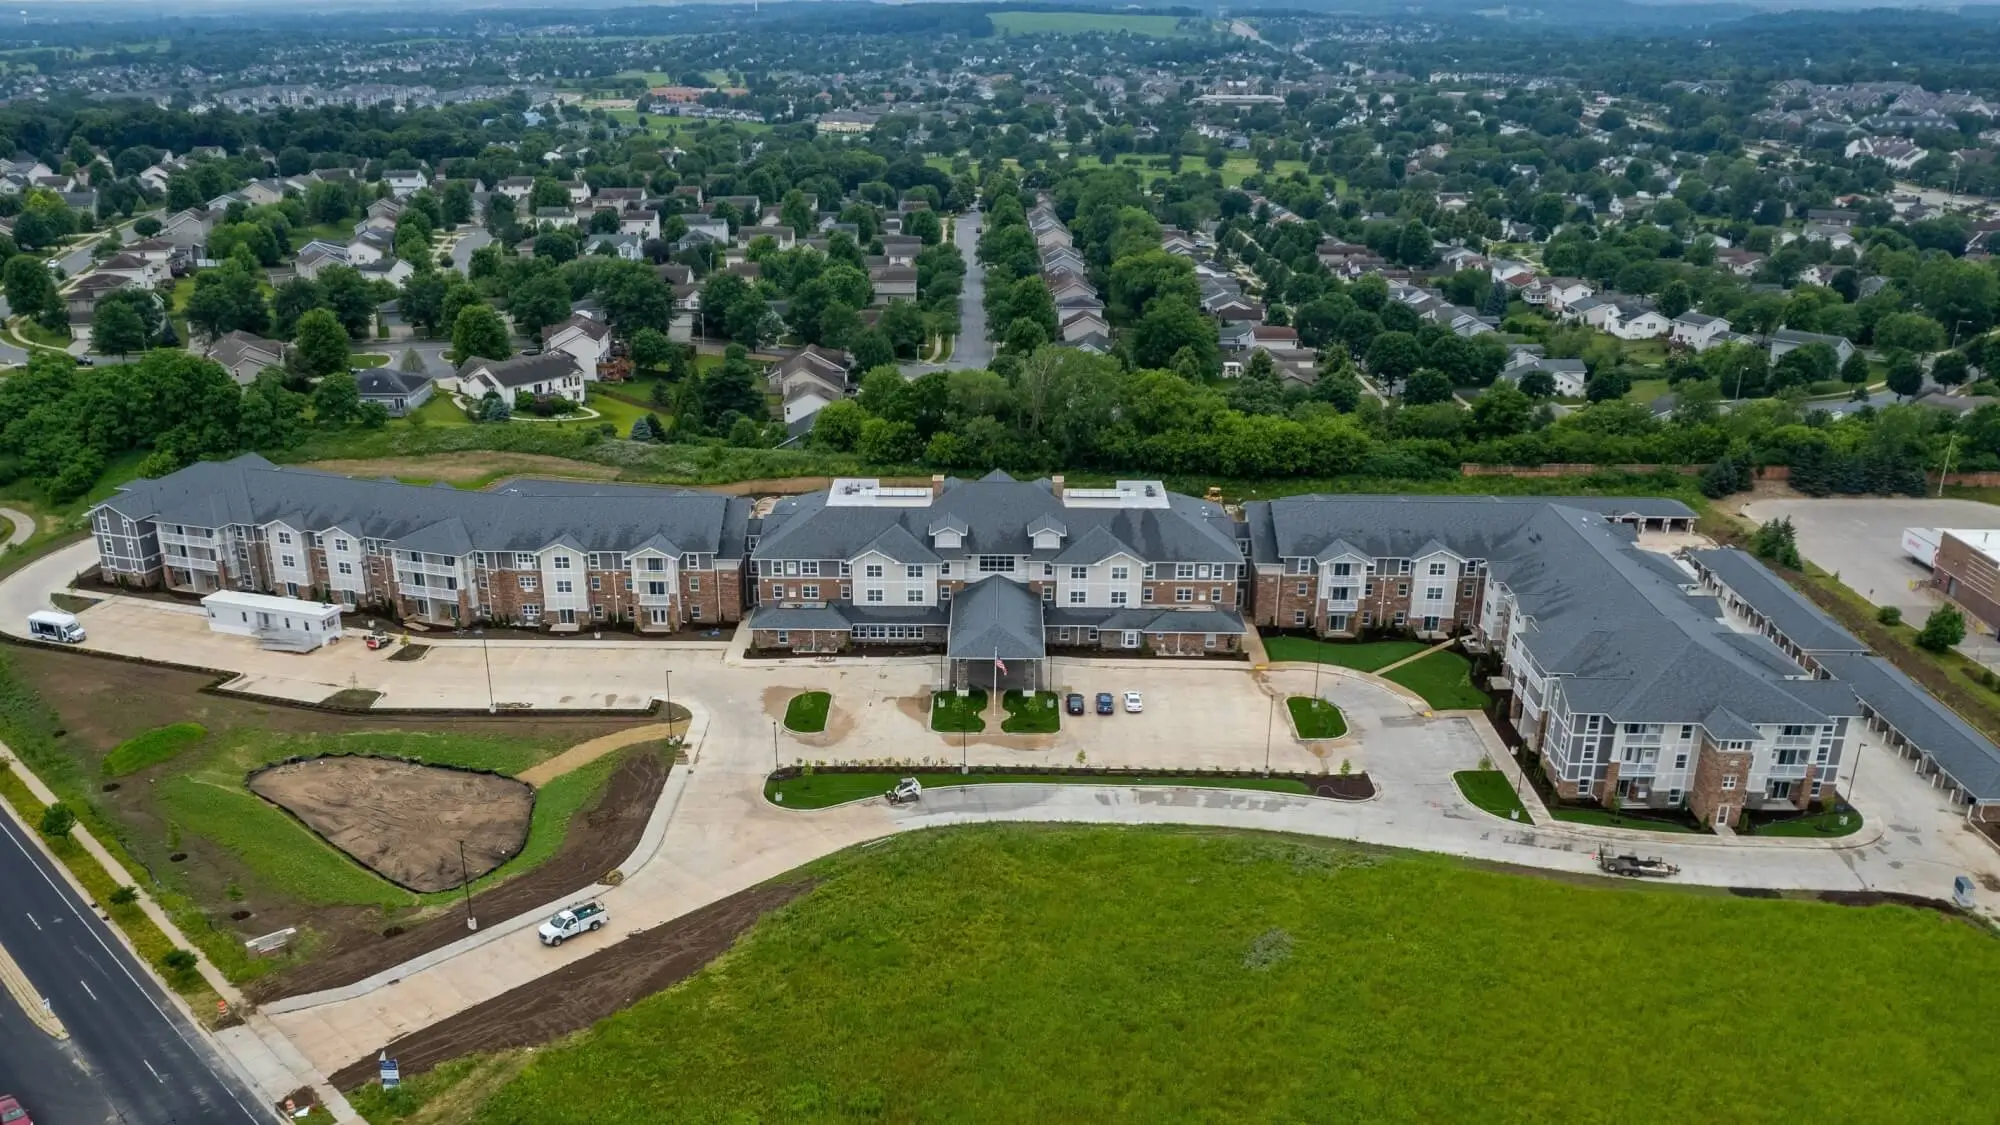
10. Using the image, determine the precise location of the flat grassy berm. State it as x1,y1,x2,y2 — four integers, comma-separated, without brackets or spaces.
440,826,2000,1124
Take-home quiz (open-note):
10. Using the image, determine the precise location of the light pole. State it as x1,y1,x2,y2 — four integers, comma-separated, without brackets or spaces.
458,839,477,931
664,667,675,742
1263,693,1274,776
476,628,495,712
961,725,969,775
771,719,780,773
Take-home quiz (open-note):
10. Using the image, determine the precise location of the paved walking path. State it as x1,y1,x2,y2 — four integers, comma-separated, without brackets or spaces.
516,719,686,786
1372,638,1459,675
0,506,33,550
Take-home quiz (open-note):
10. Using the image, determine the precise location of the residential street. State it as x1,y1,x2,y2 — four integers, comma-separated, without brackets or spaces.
0,808,274,1125
901,208,989,377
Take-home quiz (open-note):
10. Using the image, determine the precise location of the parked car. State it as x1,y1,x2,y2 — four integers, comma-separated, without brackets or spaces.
1123,691,1144,713
1095,692,1114,715
0,1093,32,1124
1065,693,1085,716
537,900,607,946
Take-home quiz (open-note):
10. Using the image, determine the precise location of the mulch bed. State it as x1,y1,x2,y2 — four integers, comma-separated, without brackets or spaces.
1301,775,1375,800
327,877,816,1090
244,750,669,1003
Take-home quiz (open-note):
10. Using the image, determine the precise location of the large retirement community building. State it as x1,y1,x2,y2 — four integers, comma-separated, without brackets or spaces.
88,457,2000,824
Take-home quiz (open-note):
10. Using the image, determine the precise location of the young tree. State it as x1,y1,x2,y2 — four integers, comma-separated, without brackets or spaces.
452,303,512,363
629,327,672,374
1839,348,1872,387
1750,517,1803,570
1916,605,1967,653
1885,350,1924,400
3,256,57,324
311,371,363,427
1402,367,1455,405
38,802,75,839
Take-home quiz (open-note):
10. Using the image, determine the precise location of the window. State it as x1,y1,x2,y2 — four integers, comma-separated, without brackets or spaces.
1039,587,1050,602
334,538,349,552
841,584,852,599
519,575,539,591
688,576,699,592
521,603,542,623
647,581,667,596
775,630,789,646
1110,565,1129,581
1069,589,1087,604
645,556,666,572
1070,566,1088,580
865,563,884,579
1673,753,1688,770
1142,587,1155,603
277,531,293,545
1297,582,1310,596
942,563,953,576
905,564,924,580
593,604,606,620
1720,775,1738,790
866,589,884,603
1396,583,1410,598
1425,586,1444,602
514,552,536,568
840,561,852,577
978,556,1015,573
1392,611,1407,627
1766,779,1793,800
1042,563,1053,577
281,554,296,568
337,562,353,576
689,605,702,620
1176,563,1195,579
1331,614,1350,631
1422,615,1440,632
907,588,924,603
1429,561,1447,576
801,561,819,577
1362,612,1374,626
1331,586,1353,602
1210,587,1222,602
553,555,572,570
943,586,954,601
1364,583,1375,597
590,576,601,591
1110,591,1128,606
555,579,573,595
1176,588,1193,603
802,584,819,600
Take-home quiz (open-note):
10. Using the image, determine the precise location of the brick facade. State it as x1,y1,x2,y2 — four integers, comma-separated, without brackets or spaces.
1687,741,1755,829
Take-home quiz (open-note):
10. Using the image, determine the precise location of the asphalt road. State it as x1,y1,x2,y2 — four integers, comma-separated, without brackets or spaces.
900,208,991,378
0,810,274,1125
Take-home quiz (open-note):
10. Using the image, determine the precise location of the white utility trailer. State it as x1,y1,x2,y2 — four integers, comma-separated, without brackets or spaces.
200,590,344,652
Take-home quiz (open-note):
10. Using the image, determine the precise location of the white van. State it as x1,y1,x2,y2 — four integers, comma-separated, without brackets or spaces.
26,609,84,644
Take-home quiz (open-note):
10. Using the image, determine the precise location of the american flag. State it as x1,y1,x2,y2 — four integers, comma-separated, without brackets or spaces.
994,658,1007,674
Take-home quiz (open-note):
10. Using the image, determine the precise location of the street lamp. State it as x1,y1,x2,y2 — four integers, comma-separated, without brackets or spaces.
1263,693,1274,776
458,839,477,931
474,628,495,712
771,719,780,773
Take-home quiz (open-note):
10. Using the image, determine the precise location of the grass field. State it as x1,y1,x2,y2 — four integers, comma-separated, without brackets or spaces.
930,690,987,733
1287,696,1347,739
426,825,2000,1124
783,691,831,734
1000,690,1060,734
765,772,1313,809
1548,804,1706,834
989,11,1201,36
102,722,207,777
1262,637,1429,671
1746,806,1865,838
1453,769,1532,824
1383,650,1490,710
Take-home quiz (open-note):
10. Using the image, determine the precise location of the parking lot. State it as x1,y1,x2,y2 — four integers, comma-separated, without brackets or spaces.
1740,497,2000,616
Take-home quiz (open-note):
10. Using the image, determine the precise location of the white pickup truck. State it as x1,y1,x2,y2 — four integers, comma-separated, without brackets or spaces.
537,900,607,946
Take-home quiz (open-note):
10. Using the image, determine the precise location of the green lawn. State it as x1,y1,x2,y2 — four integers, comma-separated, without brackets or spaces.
431,825,2000,1123
102,722,207,777
990,11,1200,36
930,690,987,733
784,691,831,734
351,352,391,368
398,393,473,428
765,772,1311,810
1453,770,1532,824
1746,806,1865,838
1287,696,1347,739
1548,805,1706,834
1623,377,1672,406
1262,637,1429,672
1383,650,1490,710
1000,690,1060,734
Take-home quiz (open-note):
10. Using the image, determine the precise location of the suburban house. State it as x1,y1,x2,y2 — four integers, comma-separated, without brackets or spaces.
1244,495,1863,824
1500,352,1587,398
769,345,852,427
1845,136,1928,171
295,241,350,280
356,369,435,417
748,474,1249,676
383,169,427,197
207,330,287,385
1669,312,1733,352
64,272,137,323
870,266,918,300
456,352,587,405
1769,328,1857,367
88,454,750,632
157,207,214,254
543,314,614,377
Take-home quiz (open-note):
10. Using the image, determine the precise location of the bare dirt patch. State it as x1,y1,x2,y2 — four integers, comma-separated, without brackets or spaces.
248,758,534,893
299,452,623,485
328,876,814,1090
248,749,669,1002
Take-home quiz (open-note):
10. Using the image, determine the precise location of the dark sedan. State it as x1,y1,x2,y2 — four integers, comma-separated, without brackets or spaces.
1095,692,1115,715
1065,693,1085,716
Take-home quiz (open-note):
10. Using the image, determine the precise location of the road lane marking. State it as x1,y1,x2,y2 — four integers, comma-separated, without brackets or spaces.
25,912,38,930
0,804,272,1122
78,978,97,1001
143,1056,164,1083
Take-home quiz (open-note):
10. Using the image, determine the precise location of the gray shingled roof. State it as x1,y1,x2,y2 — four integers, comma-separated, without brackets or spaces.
1816,653,2000,801
1246,495,1851,730
755,473,1240,565
947,576,1046,661
99,455,746,558
1686,548,1870,655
